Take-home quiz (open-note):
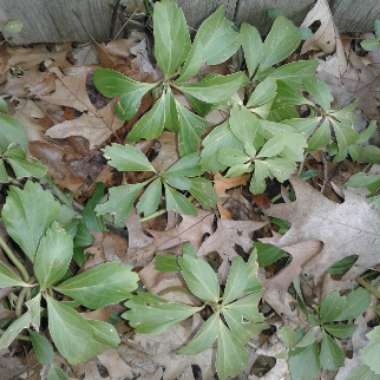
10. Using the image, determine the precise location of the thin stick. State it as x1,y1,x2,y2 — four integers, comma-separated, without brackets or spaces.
0,236,29,282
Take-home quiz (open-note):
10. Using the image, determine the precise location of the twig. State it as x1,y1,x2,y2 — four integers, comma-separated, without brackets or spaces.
320,152,329,194
140,209,167,223
15,288,28,317
0,236,29,282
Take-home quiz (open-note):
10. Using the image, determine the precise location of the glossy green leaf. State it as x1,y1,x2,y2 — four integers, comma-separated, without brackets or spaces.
154,254,179,272
289,344,320,380
0,159,9,183
136,178,162,217
123,292,201,334
164,184,197,215
0,113,27,151
30,331,54,365
247,78,277,108
218,147,250,168
95,183,146,224
255,241,287,267
93,68,155,120
188,177,217,209
250,160,270,194
335,288,370,321
0,311,31,350
266,60,318,84
178,72,248,104
2,181,61,261
178,6,241,82
224,293,262,321
55,262,138,309
308,120,331,150
176,101,208,156
178,313,219,355
320,291,346,323
179,254,219,302
241,23,263,77
34,222,73,289
47,366,68,380
103,143,155,172
229,106,261,145
320,333,345,370
153,0,190,76
259,16,301,71
215,320,248,380
0,261,29,288
323,323,356,339
165,153,202,177
304,77,333,110
46,296,118,365
361,326,380,375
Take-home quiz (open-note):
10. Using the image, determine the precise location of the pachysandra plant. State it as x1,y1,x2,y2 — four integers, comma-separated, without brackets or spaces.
122,244,266,380
280,288,370,379
94,0,246,156
346,170,380,207
361,19,380,51
95,144,216,222
0,181,138,372
0,101,47,183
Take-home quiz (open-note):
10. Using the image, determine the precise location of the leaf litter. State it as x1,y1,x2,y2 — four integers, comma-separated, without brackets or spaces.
0,0,380,379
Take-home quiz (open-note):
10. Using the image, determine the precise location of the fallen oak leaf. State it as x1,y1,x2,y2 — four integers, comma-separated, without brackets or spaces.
45,101,124,149
266,177,380,285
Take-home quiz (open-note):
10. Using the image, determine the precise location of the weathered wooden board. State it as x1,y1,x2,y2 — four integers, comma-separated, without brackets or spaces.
0,0,117,44
332,0,380,32
235,0,315,32
1,0,380,45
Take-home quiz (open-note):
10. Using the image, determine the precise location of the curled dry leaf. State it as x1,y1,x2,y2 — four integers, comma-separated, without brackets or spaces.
301,0,337,54
266,177,380,286
45,101,124,149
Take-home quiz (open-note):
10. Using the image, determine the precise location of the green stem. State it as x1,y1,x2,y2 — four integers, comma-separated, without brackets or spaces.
0,235,29,282
141,209,167,223
15,287,28,317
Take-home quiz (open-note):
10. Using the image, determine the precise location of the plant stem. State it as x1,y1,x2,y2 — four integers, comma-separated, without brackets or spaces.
141,209,167,223
0,236,29,282
15,287,28,317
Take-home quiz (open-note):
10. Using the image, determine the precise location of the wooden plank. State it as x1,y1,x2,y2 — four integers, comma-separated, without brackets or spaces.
177,0,237,28
0,0,117,44
332,0,380,32
235,0,315,32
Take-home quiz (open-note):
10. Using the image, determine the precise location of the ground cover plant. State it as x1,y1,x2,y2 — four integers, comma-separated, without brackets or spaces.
0,0,379,379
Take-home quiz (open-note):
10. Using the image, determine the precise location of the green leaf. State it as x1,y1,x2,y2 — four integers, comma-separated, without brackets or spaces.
55,262,138,309
320,333,345,370
93,68,155,120
250,160,270,194
188,177,216,209
332,119,359,161
278,326,304,349
265,157,297,183
375,19,380,38
361,38,380,51
123,292,201,334
0,312,31,350
255,241,287,267
95,183,145,223
176,102,208,156
47,366,68,380
154,255,179,272
34,222,73,289
201,122,243,172
164,184,197,215
361,326,380,374
323,323,356,339
224,293,262,321
136,178,162,217
0,97,8,113
0,261,29,288
165,153,202,177
46,296,118,365
259,16,301,71
289,343,320,380
247,78,277,108
26,293,41,331
153,0,190,76
2,181,61,261
320,291,346,323
4,145,47,178
223,256,251,304
266,60,318,84
178,72,248,104
215,320,248,380
87,318,121,347
241,23,263,78
179,253,220,302
127,88,177,141
308,120,331,150
0,113,27,151
30,331,54,365
229,107,261,145
328,255,358,277
346,365,380,380
178,313,219,355
178,6,241,82
103,143,155,172
346,172,380,189
0,159,9,183
304,77,333,110
335,287,370,321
